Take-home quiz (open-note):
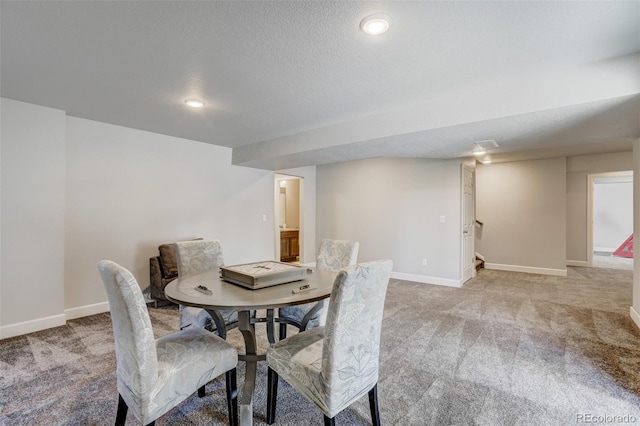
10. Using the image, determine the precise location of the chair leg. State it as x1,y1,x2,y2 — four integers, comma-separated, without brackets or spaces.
324,415,335,426
279,322,287,340
198,385,206,398
266,367,279,424
226,368,238,426
115,394,128,426
117,393,157,426
369,384,381,426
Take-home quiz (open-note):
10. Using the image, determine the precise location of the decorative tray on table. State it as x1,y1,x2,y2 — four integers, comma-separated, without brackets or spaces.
220,261,307,290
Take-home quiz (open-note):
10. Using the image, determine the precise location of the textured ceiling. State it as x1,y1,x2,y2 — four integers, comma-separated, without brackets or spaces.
2,1,639,169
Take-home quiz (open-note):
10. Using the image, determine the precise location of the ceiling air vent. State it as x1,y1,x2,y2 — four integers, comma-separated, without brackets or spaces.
475,139,499,149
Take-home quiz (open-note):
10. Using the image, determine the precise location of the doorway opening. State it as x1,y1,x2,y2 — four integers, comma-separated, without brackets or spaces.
274,174,303,263
588,171,633,270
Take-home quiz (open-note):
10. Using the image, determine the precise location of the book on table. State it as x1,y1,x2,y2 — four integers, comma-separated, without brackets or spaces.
220,261,307,290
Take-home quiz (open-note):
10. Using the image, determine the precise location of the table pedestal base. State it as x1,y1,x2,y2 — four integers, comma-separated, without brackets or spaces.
238,310,257,426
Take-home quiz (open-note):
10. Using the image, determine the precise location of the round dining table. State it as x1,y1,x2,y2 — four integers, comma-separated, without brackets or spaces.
164,266,337,426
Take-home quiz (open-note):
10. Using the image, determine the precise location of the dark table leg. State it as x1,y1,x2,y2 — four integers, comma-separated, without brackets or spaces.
238,310,259,426
266,308,276,345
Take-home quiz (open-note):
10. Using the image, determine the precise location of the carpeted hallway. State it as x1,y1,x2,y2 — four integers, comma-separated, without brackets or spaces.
2,266,640,425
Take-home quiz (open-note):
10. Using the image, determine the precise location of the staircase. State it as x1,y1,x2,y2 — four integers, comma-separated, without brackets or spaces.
475,255,485,271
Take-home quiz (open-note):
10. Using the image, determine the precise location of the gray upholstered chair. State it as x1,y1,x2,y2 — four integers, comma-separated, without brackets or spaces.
176,240,239,339
266,260,393,425
97,260,238,426
277,239,359,339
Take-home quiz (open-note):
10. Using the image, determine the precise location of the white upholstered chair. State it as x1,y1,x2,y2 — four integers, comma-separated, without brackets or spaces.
97,260,238,426
266,260,393,425
277,239,359,339
175,240,240,339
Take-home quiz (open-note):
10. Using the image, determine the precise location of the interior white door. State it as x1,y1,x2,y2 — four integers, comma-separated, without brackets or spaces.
462,165,475,283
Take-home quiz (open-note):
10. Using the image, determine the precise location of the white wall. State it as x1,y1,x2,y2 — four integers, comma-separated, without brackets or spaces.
476,157,567,275
593,180,633,252
1,98,316,338
1,99,67,336
64,116,281,316
317,157,463,286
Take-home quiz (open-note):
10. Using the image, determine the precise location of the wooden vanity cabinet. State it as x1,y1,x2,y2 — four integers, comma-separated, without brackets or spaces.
280,230,299,262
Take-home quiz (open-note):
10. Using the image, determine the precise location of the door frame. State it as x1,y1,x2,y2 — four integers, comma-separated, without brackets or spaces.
461,164,476,283
274,174,304,263
587,170,633,266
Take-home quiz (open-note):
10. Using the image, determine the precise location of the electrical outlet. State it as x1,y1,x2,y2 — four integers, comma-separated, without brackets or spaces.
421,258,428,267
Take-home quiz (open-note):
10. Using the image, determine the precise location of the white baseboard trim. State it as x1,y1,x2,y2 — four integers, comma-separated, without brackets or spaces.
0,314,66,340
594,247,615,253
65,301,110,321
391,272,463,288
484,263,567,277
630,306,640,331
566,260,589,267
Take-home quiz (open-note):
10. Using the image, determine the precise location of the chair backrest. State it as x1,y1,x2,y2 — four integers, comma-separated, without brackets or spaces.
321,260,393,408
175,239,224,277
97,260,158,397
316,239,359,272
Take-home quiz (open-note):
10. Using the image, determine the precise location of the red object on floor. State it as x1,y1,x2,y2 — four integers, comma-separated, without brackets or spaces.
613,234,633,258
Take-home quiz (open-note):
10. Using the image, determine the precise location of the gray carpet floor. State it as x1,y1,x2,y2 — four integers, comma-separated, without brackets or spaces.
2,266,640,425
593,252,633,271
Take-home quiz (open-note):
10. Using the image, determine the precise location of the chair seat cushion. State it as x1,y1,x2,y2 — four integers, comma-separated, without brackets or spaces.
279,301,327,330
121,327,237,423
266,327,329,413
180,306,239,331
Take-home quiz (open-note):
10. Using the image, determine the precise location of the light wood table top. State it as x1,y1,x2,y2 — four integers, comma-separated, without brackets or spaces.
165,266,336,311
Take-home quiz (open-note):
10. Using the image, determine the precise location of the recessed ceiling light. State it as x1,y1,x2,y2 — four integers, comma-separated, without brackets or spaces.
360,14,392,36
184,99,205,108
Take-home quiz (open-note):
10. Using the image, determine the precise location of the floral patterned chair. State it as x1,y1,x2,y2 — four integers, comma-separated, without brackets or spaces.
175,240,240,339
266,259,393,425
277,239,359,339
97,260,238,426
